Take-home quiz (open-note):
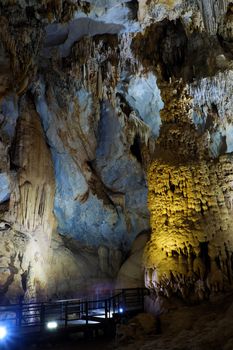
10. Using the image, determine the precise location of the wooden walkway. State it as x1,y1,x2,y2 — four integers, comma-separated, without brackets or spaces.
0,288,149,345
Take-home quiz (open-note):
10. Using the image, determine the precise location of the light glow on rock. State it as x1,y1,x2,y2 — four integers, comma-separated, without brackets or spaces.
0,326,7,340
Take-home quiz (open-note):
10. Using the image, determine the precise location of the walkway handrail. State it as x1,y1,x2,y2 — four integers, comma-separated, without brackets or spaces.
0,288,149,332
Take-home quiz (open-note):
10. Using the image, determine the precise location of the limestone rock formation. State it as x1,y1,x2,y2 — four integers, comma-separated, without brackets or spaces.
144,81,233,300
0,96,55,302
1,0,233,303
116,231,149,289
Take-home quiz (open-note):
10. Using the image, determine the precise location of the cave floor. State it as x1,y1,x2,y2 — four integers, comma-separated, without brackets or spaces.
29,336,114,350
117,291,233,350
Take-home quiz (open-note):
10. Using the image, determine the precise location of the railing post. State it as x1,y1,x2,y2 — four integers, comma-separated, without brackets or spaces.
136,288,140,307
113,296,116,314
40,303,45,332
78,300,81,319
85,301,88,324
65,302,68,328
122,289,126,311
140,288,143,309
104,300,108,319
17,303,23,327
109,298,111,318
81,301,84,317
142,288,145,308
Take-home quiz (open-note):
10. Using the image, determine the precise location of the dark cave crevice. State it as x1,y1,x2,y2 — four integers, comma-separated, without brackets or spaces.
132,18,227,83
199,241,211,277
130,134,142,163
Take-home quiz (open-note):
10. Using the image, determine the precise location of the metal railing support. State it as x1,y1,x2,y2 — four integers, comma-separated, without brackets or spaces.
85,301,88,325
40,303,45,332
65,302,68,328
104,300,108,319
0,287,150,336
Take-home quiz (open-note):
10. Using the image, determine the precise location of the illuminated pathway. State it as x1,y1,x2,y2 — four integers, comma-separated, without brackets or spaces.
0,288,148,346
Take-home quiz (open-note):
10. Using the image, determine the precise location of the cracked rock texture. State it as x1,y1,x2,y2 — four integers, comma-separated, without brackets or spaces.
1,0,233,305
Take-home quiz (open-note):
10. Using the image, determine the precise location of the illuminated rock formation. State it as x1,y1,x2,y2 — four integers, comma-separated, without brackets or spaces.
10,97,56,236
116,231,150,289
145,80,233,299
0,97,56,302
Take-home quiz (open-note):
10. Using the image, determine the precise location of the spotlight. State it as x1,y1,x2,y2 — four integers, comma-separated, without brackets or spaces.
119,308,124,313
46,321,58,330
0,326,7,340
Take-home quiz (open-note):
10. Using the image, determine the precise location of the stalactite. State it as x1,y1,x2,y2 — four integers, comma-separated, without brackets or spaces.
128,111,151,146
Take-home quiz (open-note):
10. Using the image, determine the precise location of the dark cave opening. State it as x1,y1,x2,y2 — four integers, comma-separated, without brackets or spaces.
199,241,211,275
0,199,10,213
116,92,133,117
169,182,175,193
21,271,28,292
126,0,139,21
130,134,142,163
131,18,188,81
215,256,221,270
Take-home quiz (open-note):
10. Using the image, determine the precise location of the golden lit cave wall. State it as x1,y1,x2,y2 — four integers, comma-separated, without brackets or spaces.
145,156,233,299
142,78,233,300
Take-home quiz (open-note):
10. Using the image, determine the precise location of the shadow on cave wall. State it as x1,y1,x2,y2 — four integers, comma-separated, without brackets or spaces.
132,18,231,83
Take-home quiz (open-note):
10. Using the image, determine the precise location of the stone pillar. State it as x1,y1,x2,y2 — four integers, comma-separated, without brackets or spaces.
4,96,56,302
144,80,233,300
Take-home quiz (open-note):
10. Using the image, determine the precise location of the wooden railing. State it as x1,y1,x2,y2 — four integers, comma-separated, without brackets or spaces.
0,288,149,333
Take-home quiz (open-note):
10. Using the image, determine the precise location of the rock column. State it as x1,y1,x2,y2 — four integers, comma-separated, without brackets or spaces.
144,80,233,300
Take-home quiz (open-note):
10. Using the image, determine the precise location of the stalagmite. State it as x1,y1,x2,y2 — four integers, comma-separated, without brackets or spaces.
144,80,233,300
1,96,56,301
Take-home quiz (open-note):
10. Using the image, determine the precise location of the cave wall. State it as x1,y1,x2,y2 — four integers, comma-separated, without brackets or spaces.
0,0,154,302
0,0,233,302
